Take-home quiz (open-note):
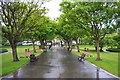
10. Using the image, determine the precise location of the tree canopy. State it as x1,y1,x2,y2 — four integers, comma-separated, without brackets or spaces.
59,1,120,60
0,1,47,61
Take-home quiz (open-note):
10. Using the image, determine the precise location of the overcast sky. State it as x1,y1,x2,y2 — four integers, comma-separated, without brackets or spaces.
42,0,62,20
2,0,62,20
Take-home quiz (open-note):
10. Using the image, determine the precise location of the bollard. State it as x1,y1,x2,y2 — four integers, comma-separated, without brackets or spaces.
28,48,29,52
25,49,27,52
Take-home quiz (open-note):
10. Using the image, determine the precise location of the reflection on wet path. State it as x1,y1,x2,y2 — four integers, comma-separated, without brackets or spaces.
2,46,118,78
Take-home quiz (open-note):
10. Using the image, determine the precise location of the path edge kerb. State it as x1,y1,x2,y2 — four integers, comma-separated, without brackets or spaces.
72,51,119,79
89,61,119,79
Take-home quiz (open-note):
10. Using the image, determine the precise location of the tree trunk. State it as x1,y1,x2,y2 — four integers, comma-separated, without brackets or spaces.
67,41,70,51
40,40,45,49
44,40,47,48
53,40,55,46
64,41,67,48
60,41,63,47
11,43,19,61
75,39,80,52
39,45,41,48
95,46,97,51
41,41,44,49
117,42,120,49
95,39,102,61
100,46,103,52
70,41,73,52
32,41,36,53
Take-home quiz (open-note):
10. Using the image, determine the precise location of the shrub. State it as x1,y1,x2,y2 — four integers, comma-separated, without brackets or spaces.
0,49,8,53
106,48,120,52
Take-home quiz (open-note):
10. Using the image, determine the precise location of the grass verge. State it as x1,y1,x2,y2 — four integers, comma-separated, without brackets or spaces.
1,46,43,76
72,45,119,77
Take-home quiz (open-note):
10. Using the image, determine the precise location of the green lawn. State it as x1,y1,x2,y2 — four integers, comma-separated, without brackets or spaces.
1,45,119,77
1,45,43,76
72,45,119,77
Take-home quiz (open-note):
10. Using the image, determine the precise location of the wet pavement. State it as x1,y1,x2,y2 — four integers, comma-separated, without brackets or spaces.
2,46,119,79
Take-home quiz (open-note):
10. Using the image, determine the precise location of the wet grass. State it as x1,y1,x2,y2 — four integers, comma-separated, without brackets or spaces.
1,46,43,76
72,45,119,77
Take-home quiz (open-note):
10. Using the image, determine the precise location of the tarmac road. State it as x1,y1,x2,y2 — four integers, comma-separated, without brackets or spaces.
2,46,119,79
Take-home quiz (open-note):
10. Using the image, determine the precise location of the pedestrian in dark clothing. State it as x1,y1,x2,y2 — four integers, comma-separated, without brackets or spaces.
78,52,86,62
81,53,86,61
49,45,52,49
30,54,37,62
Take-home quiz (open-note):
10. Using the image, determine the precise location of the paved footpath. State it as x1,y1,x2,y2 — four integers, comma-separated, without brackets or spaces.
2,46,119,79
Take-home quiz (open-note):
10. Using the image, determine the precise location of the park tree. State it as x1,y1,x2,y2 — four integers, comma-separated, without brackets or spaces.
59,2,87,52
34,16,56,49
0,36,7,45
99,32,119,51
59,2,120,60
0,27,7,45
113,2,120,49
78,2,119,60
57,14,73,51
23,9,47,53
0,1,46,61
113,34,120,49
57,14,86,52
